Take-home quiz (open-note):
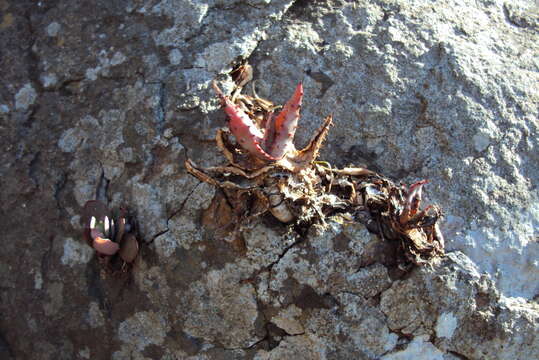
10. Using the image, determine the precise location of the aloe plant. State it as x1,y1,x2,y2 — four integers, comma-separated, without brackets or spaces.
213,82,304,161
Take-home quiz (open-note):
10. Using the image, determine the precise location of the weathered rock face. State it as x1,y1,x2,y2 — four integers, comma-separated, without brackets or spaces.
0,0,537,359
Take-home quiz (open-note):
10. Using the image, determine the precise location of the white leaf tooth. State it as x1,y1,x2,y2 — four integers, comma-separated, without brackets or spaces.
104,216,110,237
90,216,97,229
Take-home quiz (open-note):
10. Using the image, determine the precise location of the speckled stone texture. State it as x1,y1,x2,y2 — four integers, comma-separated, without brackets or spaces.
0,0,537,359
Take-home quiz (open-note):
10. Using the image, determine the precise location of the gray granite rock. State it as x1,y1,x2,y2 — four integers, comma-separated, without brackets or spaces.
381,252,539,359
0,0,537,359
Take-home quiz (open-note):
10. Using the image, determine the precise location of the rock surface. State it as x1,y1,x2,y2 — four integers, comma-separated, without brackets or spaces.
0,0,537,359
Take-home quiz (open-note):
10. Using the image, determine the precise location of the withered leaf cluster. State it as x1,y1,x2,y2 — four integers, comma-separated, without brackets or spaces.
186,63,444,266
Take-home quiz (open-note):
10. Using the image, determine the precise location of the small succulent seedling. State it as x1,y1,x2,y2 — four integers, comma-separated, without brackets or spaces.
83,200,140,267
185,63,444,266
89,215,120,255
